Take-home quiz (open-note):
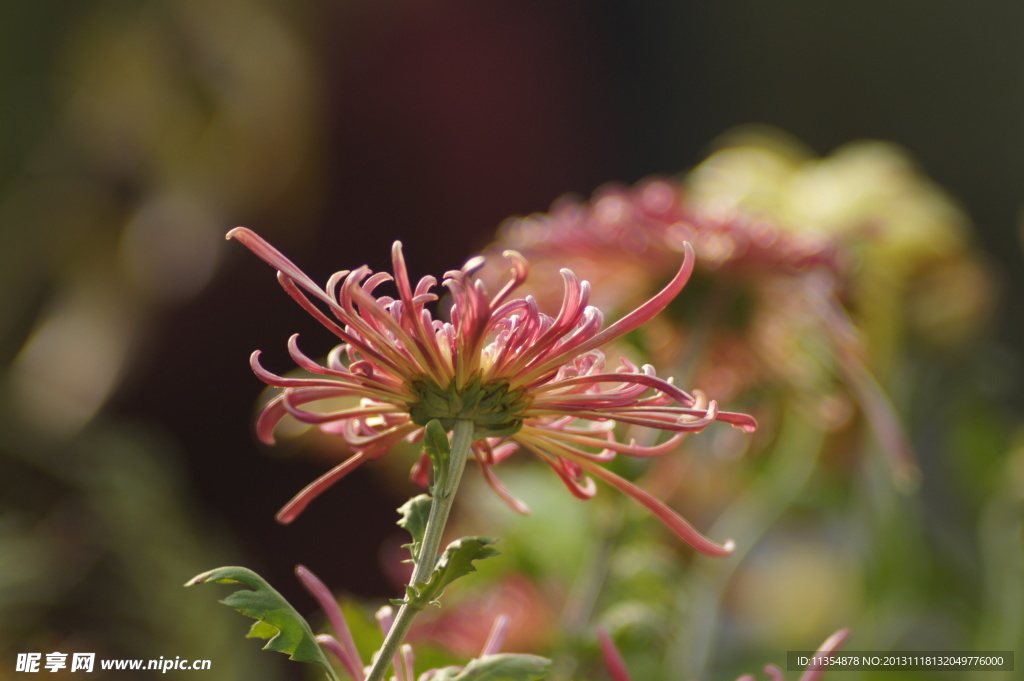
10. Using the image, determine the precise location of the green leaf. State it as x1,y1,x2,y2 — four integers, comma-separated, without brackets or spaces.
248,620,280,640
423,419,451,494
407,537,499,609
397,494,432,562
186,566,340,681
451,654,551,680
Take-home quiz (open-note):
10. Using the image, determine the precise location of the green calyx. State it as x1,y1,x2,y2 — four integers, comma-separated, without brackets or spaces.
408,375,527,439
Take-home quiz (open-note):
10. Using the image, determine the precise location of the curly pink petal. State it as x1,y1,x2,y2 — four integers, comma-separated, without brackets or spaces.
571,455,735,556
799,629,850,681
276,452,367,524
597,628,633,681
296,566,365,681
228,227,334,306
519,242,695,382
480,614,510,657
475,443,532,514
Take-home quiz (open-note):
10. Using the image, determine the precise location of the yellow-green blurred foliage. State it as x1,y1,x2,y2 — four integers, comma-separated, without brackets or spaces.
1,1,322,678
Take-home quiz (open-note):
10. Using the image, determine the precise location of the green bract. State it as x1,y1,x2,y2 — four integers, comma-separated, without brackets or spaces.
408,375,527,439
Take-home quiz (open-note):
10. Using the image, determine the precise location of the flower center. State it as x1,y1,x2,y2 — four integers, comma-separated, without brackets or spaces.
407,375,528,438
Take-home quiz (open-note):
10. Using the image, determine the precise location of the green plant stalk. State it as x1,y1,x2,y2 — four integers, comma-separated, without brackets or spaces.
365,418,475,681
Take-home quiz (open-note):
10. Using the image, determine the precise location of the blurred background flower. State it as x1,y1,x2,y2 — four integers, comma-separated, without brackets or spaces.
472,131,1016,679
2,1,1022,680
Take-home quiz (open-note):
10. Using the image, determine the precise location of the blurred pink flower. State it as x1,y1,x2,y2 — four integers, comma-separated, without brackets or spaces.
497,177,845,280
407,574,555,658
229,227,755,555
489,177,917,486
488,178,848,399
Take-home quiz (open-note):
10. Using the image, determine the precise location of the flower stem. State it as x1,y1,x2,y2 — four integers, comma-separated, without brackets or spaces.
366,419,475,681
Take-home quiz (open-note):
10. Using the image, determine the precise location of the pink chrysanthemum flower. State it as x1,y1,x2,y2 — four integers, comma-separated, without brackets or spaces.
228,227,756,556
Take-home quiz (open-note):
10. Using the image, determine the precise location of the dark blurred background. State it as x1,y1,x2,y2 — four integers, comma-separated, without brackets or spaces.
2,1,1022,678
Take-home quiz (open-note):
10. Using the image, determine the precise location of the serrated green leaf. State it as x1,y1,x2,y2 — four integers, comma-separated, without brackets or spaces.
186,566,340,681
407,537,499,609
431,537,500,596
397,494,432,562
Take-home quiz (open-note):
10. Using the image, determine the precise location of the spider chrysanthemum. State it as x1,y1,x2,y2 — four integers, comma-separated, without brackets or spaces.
229,227,756,556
